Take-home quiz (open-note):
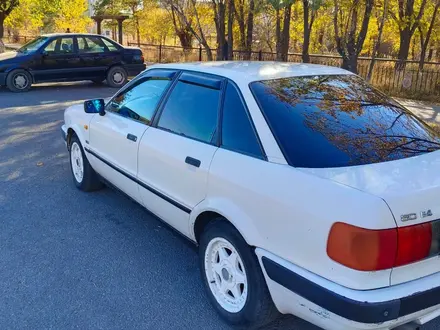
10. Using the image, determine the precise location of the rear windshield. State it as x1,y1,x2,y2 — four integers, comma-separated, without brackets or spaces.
250,75,440,168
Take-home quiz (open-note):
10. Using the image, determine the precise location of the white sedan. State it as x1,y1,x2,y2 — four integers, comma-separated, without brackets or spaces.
61,62,440,330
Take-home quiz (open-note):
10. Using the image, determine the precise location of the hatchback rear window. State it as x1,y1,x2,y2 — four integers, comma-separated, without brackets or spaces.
250,75,440,168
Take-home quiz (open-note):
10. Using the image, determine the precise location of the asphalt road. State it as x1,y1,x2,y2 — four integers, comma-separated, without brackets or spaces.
0,82,438,330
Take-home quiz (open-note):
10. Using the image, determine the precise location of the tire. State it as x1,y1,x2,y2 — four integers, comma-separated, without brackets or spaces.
6,69,32,92
199,219,279,329
106,66,128,88
69,135,103,192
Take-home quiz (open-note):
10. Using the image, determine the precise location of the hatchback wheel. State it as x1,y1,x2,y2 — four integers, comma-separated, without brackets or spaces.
199,220,279,329
69,135,103,191
6,69,32,92
106,66,128,88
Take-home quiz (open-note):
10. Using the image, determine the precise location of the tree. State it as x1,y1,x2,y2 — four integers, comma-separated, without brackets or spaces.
302,0,323,62
270,0,294,61
367,0,389,81
389,0,428,67
333,0,375,73
0,0,19,53
418,0,440,70
227,0,234,59
53,0,92,33
212,0,226,59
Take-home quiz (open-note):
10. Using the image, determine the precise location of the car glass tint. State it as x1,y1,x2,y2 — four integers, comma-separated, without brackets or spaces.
59,38,74,53
107,78,171,124
17,37,49,53
43,39,58,53
250,74,440,168
78,37,106,53
222,82,263,159
158,81,220,144
101,38,118,52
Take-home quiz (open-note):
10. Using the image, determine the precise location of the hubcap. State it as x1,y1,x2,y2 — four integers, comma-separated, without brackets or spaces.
70,142,84,183
113,72,124,84
204,237,248,313
13,74,28,89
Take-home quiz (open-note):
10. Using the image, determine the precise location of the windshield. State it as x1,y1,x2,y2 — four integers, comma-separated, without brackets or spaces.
250,74,440,168
17,37,49,53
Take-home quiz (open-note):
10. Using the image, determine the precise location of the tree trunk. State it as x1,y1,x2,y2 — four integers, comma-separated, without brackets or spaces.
236,0,246,49
367,0,388,81
397,30,411,69
244,0,254,59
419,1,439,71
275,8,282,60
302,0,310,63
342,55,358,73
0,13,5,53
214,1,226,60
280,4,292,62
227,0,234,60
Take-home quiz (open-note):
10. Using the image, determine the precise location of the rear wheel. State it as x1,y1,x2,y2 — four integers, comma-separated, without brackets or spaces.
6,69,32,92
69,135,103,192
199,219,279,329
106,66,127,88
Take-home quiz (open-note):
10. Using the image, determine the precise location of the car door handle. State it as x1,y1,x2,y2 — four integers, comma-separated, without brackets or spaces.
127,133,137,142
185,156,201,168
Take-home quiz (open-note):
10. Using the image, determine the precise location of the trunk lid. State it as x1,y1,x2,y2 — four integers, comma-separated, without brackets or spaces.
299,151,440,285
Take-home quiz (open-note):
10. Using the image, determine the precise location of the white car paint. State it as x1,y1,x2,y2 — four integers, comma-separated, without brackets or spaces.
62,62,440,330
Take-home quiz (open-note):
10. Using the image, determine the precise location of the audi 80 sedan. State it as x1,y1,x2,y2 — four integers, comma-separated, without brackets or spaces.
61,62,440,330
0,33,145,92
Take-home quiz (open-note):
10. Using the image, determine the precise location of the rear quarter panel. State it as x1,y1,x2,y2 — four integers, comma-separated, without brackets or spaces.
196,148,397,290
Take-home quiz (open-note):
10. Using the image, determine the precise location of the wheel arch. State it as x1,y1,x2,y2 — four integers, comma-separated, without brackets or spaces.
190,199,261,247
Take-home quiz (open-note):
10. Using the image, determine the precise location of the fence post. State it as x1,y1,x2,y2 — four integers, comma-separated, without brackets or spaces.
158,44,162,63
258,50,262,61
199,46,202,61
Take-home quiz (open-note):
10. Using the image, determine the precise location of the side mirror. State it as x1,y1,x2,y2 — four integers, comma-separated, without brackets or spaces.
84,99,106,116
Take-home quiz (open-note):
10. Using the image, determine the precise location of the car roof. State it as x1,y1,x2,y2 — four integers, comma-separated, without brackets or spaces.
41,33,107,38
149,61,352,83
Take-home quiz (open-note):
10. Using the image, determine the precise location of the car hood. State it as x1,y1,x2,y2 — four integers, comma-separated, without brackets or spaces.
298,151,440,227
0,51,29,64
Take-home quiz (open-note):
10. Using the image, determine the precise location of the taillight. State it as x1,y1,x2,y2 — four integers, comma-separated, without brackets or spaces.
327,221,439,271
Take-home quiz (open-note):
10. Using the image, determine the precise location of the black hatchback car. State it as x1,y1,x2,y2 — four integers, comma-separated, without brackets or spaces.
0,33,146,92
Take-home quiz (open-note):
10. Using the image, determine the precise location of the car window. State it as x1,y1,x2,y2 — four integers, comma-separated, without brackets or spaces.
58,38,74,53
78,37,106,53
106,78,171,124
221,82,264,159
250,74,440,168
43,37,74,54
43,39,58,53
101,38,119,52
157,80,220,144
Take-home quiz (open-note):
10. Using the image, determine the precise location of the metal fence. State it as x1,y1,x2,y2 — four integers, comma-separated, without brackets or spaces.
4,35,36,45
130,42,440,102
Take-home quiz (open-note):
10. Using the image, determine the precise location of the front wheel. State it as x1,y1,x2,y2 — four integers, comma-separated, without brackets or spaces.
106,66,128,88
199,220,279,329
6,69,32,92
69,135,103,191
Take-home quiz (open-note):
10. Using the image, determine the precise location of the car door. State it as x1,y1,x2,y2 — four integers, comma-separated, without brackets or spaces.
33,36,81,82
87,70,176,203
77,36,111,79
137,72,222,237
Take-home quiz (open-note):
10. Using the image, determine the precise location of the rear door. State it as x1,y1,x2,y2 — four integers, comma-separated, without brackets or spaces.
87,70,175,202
77,36,111,79
33,36,81,82
137,72,223,236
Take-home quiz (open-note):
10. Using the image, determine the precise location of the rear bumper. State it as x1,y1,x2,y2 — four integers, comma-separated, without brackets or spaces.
125,64,146,77
0,73,6,86
257,248,440,330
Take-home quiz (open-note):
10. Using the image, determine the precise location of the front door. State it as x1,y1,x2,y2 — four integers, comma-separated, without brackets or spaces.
137,72,222,236
33,37,81,82
87,70,176,203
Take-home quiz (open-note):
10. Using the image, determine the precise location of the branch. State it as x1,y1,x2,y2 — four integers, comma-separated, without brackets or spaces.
356,0,374,55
